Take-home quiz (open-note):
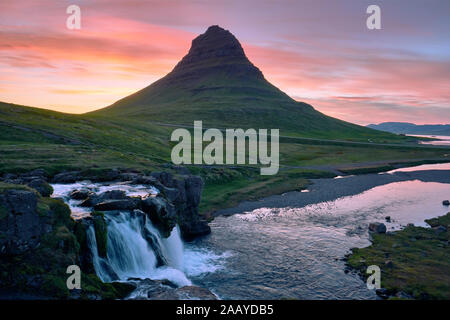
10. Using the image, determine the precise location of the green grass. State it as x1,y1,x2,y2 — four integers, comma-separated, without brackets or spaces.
1,101,450,214
346,213,450,300
195,167,335,215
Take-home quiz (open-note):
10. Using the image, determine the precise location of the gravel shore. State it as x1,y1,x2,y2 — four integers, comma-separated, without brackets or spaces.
214,169,450,216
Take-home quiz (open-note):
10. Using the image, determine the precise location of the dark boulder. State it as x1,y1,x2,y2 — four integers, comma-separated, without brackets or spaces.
52,171,81,183
369,222,387,234
150,172,174,188
80,190,127,207
27,179,53,197
94,198,140,211
173,176,210,240
142,278,217,300
70,189,93,201
147,173,210,240
160,186,179,203
181,220,211,240
176,286,217,300
443,200,450,206
141,197,177,237
0,190,51,255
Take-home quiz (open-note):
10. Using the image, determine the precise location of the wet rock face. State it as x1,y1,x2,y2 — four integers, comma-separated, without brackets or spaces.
141,197,177,237
138,279,217,300
94,198,140,211
149,172,211,240
0,190,50,255
80,190,127,207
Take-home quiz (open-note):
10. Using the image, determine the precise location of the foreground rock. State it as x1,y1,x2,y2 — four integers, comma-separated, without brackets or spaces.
94,198,140,211
80,190,128,207
368,222,387,234
135,279,217,300
0,187,51,255
149,172,210,240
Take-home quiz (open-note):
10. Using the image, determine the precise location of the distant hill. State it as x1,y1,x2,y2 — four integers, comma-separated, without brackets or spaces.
367,122,450,136
91,25,398,141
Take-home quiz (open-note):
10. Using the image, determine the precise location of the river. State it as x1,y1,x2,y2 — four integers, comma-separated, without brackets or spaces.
52,163,450,300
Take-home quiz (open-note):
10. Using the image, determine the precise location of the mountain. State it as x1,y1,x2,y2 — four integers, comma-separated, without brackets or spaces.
91,25,395,140
368,122,450,136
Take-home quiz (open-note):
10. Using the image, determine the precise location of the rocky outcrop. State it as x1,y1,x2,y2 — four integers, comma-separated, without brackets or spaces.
2,168,210,241
80,190,127,207
136,279,217,300
69,189,93,200
149,172,210,240
141,197,177,237
27,179,53,197
369,222,387,234
0,188,51,255
94,198,141,211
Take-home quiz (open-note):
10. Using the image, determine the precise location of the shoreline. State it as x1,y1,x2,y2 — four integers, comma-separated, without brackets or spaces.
213,168,450,217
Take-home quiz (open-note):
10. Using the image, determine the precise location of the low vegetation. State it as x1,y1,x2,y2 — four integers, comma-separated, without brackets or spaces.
346,213,450,300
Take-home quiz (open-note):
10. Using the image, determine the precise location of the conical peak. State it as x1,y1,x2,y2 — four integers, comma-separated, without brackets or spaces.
178,25,247,66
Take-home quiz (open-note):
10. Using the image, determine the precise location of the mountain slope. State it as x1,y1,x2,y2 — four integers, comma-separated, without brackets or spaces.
368,122,450,136
91,25,398,141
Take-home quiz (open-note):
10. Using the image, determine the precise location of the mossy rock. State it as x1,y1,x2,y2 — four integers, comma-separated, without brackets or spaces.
0,204,8,220
93,213,108,258
73,221,88,250
41,275,70,299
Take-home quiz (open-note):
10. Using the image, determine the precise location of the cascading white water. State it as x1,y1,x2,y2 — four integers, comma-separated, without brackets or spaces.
160,225,184,270
87,211,191,287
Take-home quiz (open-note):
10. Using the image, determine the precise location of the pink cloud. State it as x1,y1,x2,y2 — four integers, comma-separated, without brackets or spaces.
0,0,448,124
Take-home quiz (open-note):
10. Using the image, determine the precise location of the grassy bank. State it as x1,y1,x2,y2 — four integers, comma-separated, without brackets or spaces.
190,167,335,215
2,101,450,215
346,213,450,300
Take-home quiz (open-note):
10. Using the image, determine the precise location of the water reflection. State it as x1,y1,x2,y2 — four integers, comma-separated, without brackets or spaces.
191,180,450,300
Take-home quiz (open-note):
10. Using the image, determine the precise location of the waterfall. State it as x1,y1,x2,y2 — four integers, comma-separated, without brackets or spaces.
86,211,191,287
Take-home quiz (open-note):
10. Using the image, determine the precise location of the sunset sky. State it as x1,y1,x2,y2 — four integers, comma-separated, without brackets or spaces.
0,0,449,125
